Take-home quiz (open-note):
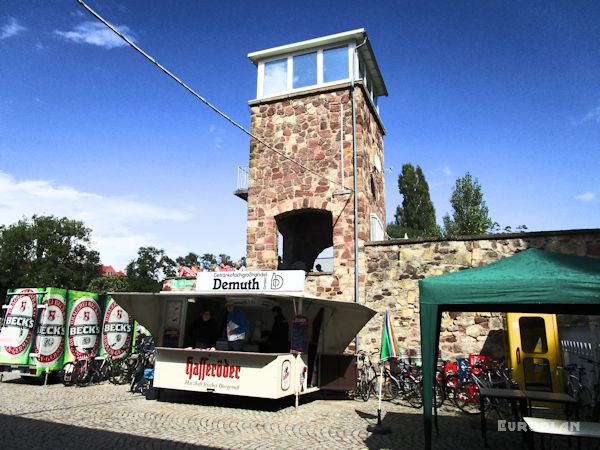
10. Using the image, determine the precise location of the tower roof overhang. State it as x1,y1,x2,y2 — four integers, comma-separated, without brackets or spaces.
248,29,388,98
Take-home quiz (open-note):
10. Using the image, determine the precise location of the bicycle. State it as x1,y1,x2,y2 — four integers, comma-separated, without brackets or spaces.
453,357,514,418
375,359,424,407
108,354,137,385
353,350,378,401
435,360,459,407
130,335,156,394
60,347,96,387
564,361,594,419
578,356,600,421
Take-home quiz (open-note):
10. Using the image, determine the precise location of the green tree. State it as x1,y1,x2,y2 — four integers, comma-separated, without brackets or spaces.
125,247,176,292
442,172,493,236
200,253,217,270
387,163,440,239
218,253,233,266
176,252,200,268
87,274,129,294
0,215,101,298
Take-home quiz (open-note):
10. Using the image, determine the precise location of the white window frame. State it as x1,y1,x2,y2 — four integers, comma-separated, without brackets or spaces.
256,44,354,99
370,213,385,241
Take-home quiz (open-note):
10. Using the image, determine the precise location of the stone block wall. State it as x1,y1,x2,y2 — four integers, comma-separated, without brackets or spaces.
246,83,385,304
363,229,600,359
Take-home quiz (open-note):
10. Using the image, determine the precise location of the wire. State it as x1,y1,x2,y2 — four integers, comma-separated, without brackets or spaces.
76,0,350,190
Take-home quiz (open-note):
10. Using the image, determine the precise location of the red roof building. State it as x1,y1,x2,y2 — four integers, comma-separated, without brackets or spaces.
101,265,125,277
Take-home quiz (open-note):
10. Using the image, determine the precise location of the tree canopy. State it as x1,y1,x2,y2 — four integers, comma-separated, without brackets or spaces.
87,274,129,294
176,252,201,268
125,246,176,292
0,215,247,297
387,163,440,239
0,215,101,298
443,172,493,236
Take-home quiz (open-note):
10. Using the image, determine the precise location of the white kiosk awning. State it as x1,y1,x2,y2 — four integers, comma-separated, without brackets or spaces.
110,291,375,354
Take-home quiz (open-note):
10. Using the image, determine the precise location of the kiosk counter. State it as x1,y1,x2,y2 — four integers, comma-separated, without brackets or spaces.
111,290,375,400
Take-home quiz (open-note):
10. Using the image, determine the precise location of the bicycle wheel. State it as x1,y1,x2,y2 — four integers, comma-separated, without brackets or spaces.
572,384,593,420
108,358,127,385
90,360,107,384
454,384,480,414
488,397,512,420
384,377,401,401
358,378,370,401
76,361,92,387
60,362,76,387
406,379,423,408
434,381,444,408
140,379,152,396
444,373,459,404
120,356,137,385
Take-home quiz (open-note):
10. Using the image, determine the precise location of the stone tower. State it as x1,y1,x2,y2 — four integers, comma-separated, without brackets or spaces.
239,29,387,303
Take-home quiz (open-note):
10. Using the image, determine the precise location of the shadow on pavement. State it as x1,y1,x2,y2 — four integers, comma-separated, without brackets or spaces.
0,413,216,450
155,388,320,412
357,408,594,450
2,375,60,386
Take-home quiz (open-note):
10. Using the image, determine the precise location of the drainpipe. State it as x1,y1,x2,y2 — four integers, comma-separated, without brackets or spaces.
352,37,368,352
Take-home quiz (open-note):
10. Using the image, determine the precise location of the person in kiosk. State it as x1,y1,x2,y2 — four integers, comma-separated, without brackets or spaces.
264,306,289,353
224,302,249,351
187,309,218,349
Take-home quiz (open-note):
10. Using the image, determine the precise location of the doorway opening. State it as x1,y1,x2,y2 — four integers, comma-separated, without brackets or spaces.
275,209,333,271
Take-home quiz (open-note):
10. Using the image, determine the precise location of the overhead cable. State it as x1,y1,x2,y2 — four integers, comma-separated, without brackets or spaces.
76,0,349,190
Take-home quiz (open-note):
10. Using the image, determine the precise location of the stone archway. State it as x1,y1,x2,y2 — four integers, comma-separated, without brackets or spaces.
275,209,333,271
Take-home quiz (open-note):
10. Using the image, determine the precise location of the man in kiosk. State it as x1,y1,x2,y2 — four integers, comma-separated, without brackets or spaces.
224,302,249,352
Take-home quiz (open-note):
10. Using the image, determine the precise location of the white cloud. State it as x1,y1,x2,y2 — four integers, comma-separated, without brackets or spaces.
575,191,596,202
54,21,135,49
0,171,193,270
572,104,600,126
442,166,453,177
0,17,27,40
583,105,600,124
209,124,224,149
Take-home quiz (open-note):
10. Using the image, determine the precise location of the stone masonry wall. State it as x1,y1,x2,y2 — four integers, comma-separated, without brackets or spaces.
246,83,385,305
363,230,600,360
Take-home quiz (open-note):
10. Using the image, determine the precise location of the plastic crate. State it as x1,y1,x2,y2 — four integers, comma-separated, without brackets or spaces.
468,354,486,375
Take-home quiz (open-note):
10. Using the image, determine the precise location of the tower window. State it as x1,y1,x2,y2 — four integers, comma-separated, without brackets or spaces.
257,45,357,99
323,46,348,83
264,58,288,96
370,213,384,241
293,52,317,89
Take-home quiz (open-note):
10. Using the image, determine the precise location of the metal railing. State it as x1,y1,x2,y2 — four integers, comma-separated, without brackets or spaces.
237,166,249,191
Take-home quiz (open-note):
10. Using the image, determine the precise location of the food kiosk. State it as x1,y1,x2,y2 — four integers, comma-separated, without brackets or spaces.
111,270,375,401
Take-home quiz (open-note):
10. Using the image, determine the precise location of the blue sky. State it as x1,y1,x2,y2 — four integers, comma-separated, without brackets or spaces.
1,1,599,270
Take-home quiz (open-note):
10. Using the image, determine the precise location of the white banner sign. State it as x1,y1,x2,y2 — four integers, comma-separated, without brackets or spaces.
196,271,305,294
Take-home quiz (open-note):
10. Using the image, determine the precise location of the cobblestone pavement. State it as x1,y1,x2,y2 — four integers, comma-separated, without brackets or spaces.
0,374,594,449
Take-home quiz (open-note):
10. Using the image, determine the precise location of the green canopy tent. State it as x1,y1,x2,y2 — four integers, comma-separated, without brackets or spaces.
418,248,600,449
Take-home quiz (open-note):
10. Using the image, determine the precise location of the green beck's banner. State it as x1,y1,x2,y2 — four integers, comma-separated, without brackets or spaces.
63,290,101,364
28,288,68,374
99,296,133,360
0,288,44,365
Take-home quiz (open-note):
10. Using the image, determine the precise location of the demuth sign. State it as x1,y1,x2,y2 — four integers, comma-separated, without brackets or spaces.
196,271,305,294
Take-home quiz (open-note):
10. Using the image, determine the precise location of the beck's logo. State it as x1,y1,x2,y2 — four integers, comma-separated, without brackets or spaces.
102,300,132,358
32,295,66,364
68,298,101,358
3,289,37,356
